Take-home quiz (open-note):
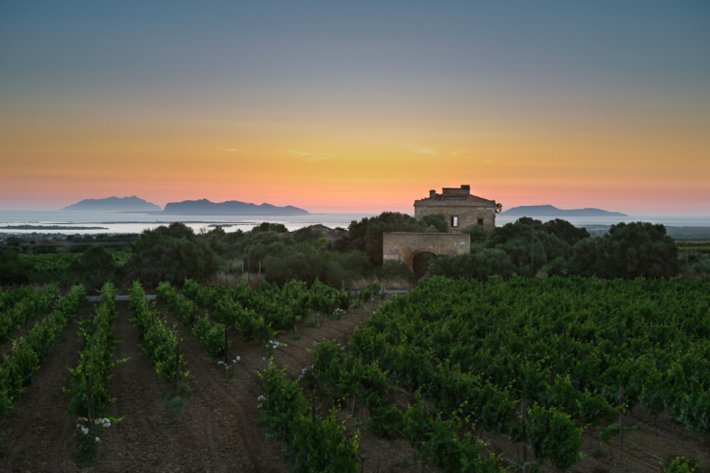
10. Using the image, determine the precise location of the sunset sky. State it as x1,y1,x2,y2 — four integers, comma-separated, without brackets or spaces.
2,1,709,215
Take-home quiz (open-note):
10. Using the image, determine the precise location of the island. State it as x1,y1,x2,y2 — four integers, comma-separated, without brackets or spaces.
163,199,309,216
62,196,161,212
0,225,109,230
501,205,627,217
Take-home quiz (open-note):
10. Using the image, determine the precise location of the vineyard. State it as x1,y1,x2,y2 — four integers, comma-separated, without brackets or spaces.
0,277,708,472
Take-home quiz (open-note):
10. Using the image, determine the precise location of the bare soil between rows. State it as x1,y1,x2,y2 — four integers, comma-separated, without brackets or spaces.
1,299,708,473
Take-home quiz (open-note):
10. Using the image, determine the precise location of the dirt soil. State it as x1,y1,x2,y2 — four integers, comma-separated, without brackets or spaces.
1,299,708,473
479,406,710,473
0,305,90,472
271,304,424,473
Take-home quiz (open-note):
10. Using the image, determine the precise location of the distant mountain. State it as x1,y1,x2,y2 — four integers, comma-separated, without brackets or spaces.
163,199,309,216
502,205,627,217
62,196,161,212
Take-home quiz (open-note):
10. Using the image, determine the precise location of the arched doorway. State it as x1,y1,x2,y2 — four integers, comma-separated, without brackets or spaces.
383,232,471,272
412,252,437,279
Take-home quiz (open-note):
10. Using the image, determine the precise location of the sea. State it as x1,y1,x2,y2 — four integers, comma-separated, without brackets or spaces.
0,211,708,237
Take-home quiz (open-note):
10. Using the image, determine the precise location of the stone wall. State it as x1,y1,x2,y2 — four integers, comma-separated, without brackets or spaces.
383,232,471,270
414,201,496,231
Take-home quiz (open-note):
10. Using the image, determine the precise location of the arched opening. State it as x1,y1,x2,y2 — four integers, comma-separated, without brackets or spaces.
412,251,437,279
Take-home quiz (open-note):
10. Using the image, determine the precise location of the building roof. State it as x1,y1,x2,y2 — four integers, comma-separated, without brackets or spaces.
414,184,497,207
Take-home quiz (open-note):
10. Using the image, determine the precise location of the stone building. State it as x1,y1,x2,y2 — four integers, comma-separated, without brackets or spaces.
383,184,499,272
414,184,499,232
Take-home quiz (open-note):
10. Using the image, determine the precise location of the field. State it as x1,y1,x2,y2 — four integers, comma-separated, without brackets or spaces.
0,278,708,472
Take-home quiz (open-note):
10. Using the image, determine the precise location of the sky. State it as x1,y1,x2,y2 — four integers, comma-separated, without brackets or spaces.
1,0,709,215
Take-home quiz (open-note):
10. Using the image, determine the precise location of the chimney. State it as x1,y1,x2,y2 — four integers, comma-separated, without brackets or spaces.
461,184,470,192
429,189,436,198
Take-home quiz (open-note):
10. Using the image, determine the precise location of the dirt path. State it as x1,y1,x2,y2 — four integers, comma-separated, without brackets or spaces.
0,304,91,473
153,302,288,473
270,304,423,473
480,406,710,473
90,302,187,472
272,307,372,378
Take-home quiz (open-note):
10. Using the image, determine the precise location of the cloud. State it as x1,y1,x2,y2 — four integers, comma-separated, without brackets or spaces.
224,148,245,153
402,143,439,156
449,148,466,157
284,149,327,162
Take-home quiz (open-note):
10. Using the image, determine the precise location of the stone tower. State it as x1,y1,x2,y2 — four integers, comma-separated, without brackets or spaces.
414,184,498,232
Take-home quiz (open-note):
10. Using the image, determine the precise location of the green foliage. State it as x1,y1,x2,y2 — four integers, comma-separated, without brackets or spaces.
403,398,504,473
334,212,428,266
252,222,289,233
377,261,415,282
0,285,85,418
129,281,188,383
156,282,227,359
359,282,385,302
526,405,581,471
338,275,710,472
489,218,573,276
463,224,489,246
17,252,79,284
663,456,699,473
0,248,31,285
430,249,514,280
571,222,679,278
127,223,218,286
542,219,590,246
68,247,117,291
263,246,371,287
67,282,117,417
180,278,349,340
0,286,59,343
307,340,504,471
420,214,449,233
258,361,359,473
599,421,638,443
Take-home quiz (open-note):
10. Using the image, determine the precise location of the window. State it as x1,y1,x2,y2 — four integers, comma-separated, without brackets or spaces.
451,216,459,227
477,218,484,225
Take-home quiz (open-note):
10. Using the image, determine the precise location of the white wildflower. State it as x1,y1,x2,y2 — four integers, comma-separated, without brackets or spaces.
80,426,89,435
94,436,100,443
94,417,111,428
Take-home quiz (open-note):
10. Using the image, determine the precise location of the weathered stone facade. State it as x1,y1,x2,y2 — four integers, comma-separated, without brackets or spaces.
383,232,471,270
414,184,498,232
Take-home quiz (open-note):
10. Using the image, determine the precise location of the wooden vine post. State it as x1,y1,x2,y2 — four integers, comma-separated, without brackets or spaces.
175,343,181,388
223,328,229,364
85,374,95,426
521,395,530,473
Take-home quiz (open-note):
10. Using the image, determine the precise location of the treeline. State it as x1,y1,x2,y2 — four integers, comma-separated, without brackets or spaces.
1,213,707,290
432,217,685,280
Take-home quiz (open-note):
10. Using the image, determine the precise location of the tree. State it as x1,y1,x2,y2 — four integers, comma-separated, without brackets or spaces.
334,212,427,266
571,222,679,278
542,219,590,246
127,223,219,286
0,248,30,285
489,218,587,276
420,214,448,233
69,247,117,291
